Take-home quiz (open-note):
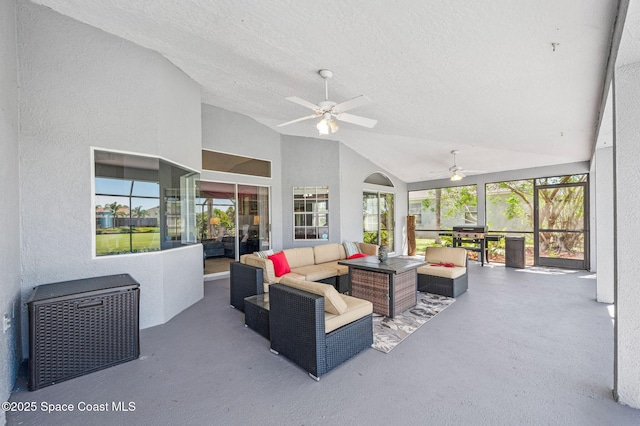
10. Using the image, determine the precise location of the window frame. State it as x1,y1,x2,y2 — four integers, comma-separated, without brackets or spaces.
92,148,200,258
293,186,329,241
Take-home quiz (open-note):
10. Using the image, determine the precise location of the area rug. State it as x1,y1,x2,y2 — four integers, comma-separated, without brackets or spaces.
372,292,455,353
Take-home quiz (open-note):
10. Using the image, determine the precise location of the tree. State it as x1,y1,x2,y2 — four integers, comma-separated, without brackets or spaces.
421,186,477,228
131,206,147,218
131,206,148,227
106,201,126,228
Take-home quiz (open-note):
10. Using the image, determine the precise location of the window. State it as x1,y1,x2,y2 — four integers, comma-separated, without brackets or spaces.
410,185,478,230
94,150,199,256
202,149,271,178
364,172,394,187
486,180,533,233
294,186,329,240
485,179,534,264
363,191,395,250
408,185,477,252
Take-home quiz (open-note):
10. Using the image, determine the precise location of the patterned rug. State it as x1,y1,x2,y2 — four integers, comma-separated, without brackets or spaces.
372,292,455,353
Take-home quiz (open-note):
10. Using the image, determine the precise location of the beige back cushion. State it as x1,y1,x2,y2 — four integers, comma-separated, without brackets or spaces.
244,255,276,283
338,244,347,259
425,247,467,267
359,242,379,256
281,247,314,269
313,243,343,264
278,276,348,315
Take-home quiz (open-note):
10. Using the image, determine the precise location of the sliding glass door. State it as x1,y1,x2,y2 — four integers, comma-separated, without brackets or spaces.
198,181,270,274
238,184,270,255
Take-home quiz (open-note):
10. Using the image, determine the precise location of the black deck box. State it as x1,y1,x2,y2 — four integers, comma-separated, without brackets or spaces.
27,274,140,390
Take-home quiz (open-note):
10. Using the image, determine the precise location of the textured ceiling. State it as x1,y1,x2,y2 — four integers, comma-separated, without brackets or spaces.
33,0,620,182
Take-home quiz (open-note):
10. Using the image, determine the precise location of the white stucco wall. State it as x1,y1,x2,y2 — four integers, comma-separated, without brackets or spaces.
17,2,203,357
613,62,640,408
594,147,614,303
0,0,21,421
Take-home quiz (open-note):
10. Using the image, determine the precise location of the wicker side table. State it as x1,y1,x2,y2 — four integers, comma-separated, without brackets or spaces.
244,294,270,339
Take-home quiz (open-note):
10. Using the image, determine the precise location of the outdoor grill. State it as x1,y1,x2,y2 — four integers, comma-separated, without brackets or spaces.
452,225,487,240
452,225,489,266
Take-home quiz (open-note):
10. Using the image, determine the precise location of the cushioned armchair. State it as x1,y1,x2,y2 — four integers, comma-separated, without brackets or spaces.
268,278,373,380
417,247,469,297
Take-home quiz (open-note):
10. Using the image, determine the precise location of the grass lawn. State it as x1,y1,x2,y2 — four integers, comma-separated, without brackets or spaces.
415,238,451,254
96,232,160,255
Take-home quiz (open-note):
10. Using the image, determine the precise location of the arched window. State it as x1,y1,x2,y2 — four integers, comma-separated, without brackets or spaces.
364,172,394,187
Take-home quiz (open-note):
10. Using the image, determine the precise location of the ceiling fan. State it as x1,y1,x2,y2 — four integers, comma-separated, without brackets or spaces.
448,150,466,181
431,150,483,181
277,69,377,135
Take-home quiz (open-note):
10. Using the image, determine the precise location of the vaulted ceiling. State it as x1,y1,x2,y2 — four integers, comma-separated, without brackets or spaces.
33,0,621,182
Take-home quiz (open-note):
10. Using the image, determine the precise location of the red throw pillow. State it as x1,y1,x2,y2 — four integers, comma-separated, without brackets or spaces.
348,253,368,259
268,252,291,277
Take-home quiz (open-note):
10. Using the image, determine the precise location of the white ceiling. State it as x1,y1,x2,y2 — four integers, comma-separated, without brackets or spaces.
33,0,621,183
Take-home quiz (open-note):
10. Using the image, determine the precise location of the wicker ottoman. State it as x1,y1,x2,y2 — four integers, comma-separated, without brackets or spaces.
244,294,270,339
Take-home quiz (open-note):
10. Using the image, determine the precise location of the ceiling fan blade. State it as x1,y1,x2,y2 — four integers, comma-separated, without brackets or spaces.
332,95,371,114
285,96,321,111
277,113,320,127
334,112,377,128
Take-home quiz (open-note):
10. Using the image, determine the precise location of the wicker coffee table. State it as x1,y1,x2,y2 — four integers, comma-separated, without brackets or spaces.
338,257,426,317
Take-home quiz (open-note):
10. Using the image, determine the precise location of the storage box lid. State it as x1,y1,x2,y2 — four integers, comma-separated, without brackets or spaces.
28,274,140,303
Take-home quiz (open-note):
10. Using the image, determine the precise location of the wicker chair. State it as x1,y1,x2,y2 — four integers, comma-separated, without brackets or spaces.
417,247,469,297
268,283,373,381
229,262,264,312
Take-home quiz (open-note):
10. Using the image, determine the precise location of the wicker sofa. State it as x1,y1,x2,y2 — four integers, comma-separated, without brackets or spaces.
416,247,469,297
269,277,373,380
230,242,378,311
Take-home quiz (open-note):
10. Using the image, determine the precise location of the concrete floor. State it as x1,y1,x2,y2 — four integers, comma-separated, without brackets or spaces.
7,263,640,425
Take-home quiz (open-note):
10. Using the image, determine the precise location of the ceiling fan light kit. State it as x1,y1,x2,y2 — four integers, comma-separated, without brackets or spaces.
278,69,377,136
316,111,339,135
450,171,465,181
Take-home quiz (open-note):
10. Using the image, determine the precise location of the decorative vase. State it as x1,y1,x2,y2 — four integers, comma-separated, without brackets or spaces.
378,245,388,262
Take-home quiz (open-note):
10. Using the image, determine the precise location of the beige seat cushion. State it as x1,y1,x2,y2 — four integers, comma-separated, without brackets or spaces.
417,264,466,279
278,276,348,315
336,264,349,275
324,294,373,333
289,265,337,282
424,247,467,267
